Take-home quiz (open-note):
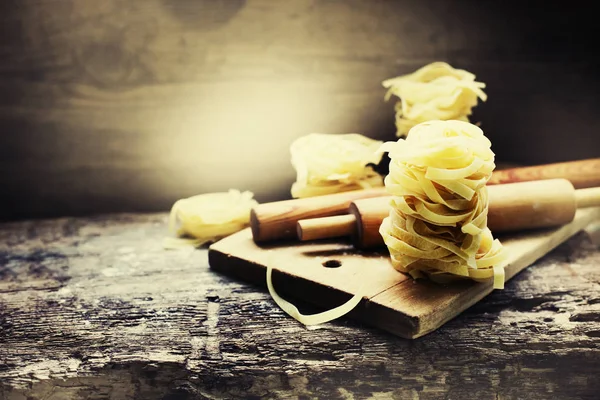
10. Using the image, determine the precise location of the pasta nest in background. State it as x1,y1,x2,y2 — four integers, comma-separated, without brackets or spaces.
383,62,487,137
290,133,384,198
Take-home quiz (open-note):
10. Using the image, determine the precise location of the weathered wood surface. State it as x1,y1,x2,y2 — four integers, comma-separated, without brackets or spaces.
1,214,599,399
210,208,600,339
1,0,599,220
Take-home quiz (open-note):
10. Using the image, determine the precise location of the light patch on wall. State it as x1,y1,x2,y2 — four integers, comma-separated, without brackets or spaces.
155,78,336,201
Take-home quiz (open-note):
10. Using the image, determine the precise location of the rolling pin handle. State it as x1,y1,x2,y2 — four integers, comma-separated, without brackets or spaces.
575,187,600,208
297,214,357,241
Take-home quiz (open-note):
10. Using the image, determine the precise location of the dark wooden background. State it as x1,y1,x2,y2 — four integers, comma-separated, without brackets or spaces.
1,0,598,221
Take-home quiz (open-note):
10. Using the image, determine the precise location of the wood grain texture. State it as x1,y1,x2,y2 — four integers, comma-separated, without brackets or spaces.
297,179,598,248
257,160,600,245
210,208,600,338
487,159,600,189
251,187,387,243
296,213,357,242
0,0,599,220
1,213,600,399
350,196,391,248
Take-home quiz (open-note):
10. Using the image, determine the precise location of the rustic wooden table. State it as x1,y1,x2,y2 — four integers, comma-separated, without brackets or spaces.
1,214,599,400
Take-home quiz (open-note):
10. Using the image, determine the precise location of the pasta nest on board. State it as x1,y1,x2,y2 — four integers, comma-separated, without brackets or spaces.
379,120,507,289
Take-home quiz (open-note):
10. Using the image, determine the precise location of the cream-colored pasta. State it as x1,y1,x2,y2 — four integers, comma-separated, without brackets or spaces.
290,133,384,198
379,120,507,289
164,189,258,249
266,263,365,326
262,133,383,326
382,62,487,137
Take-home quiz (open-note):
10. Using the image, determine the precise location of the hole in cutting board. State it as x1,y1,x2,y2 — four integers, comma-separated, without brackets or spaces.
322,259,342,268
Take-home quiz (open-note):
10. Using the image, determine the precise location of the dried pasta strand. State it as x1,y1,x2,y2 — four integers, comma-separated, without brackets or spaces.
266,264,365,326
383,62,487,137
379,120,508,289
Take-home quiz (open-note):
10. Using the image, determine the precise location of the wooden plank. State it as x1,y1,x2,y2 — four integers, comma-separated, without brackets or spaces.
209,207,600,338
1,213,600,398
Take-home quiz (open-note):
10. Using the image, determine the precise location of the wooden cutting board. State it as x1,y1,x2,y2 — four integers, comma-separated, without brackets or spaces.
208,207,600,339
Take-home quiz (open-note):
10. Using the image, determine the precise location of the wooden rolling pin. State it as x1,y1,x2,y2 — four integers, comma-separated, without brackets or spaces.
487,158,600,189
251,158,600,243
297,179,600,249
251,187,387,242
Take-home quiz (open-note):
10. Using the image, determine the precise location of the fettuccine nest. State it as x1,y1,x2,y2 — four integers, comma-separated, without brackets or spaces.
290,133,384,198
383,62,487,137
379,120,507,288
165,189,258,248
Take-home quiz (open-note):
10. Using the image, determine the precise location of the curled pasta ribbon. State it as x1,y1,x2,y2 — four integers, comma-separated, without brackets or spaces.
164,189,258,249
378,120,508,289
382,62,487,137
264,133,380,327
290,133,384,198
266,264,365,327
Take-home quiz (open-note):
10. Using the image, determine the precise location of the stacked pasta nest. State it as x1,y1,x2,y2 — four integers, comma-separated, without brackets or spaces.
379,120,507,288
